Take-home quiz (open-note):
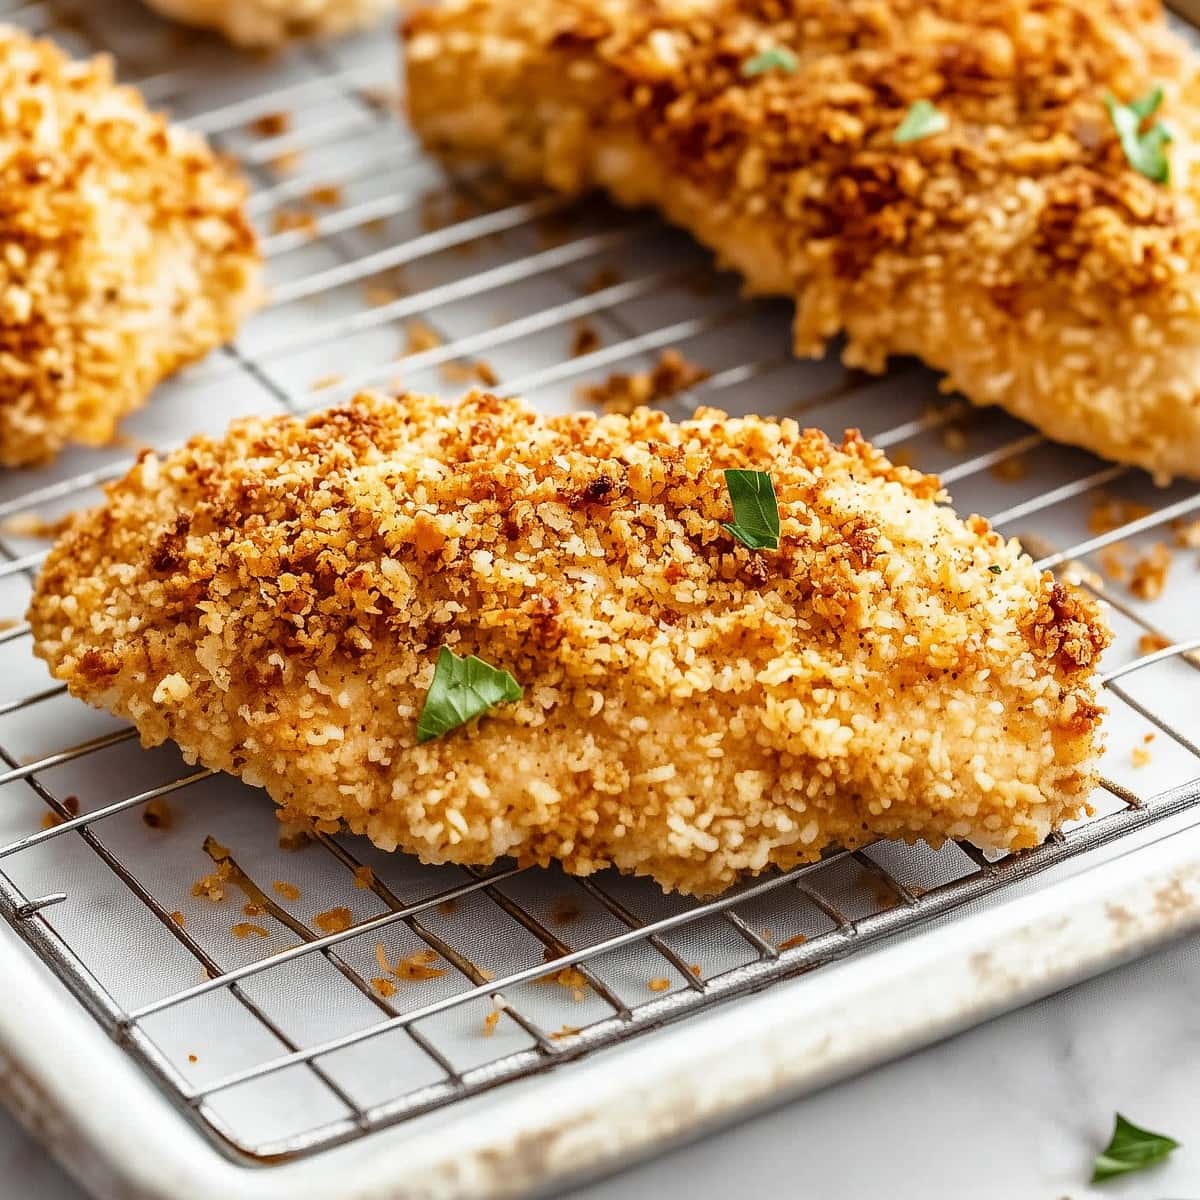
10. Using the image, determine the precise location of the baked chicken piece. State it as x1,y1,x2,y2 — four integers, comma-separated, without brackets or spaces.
0,26,260,467
30,390,1108,896
144,0,395,46
405,0,1200,482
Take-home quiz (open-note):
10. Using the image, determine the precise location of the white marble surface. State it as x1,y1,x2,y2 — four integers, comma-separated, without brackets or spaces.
5,933,1200,1200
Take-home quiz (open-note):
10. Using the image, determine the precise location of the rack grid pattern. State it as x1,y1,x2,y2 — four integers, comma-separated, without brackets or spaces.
0,0,1198,1166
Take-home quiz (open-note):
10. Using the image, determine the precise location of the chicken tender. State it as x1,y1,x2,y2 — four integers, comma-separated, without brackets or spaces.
405,0,1200,482
0,26,260,466
29,391,1108,896
145,0,395,46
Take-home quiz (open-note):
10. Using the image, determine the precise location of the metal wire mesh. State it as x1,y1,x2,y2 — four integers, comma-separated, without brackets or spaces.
0,0,1198,1166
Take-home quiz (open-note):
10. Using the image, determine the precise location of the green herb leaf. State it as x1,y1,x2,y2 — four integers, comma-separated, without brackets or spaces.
894,99,948,144
742,46,798,78
1105,87,1173,183
722,469,780,550
416,647,522,743
1091,1113,1180,1183
988,564,1003,575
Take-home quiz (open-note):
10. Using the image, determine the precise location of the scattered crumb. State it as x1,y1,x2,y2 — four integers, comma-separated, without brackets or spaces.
314,906,354,935
551,1024,581,1040
439,359,499,388
242,901,263,918
269,151,302,176
277,827,311,852
647,977,671,992
404,320,443,355
941,424,968,453
1138,631,1171,655
1172,517,1200,549
310,373,343,391
272,880,301,901
364,282,403,307
353,865,375,890
272,208,319,239
437,896,458,915
1129,543,1171,601
1098,544,1129,584
187,1054,198,1063
473,359,499,387
482,1009,501,1037
142,798,173,830
371,977,397,999
864,873,900,911
252,111,290,138
570,322,601,358
170,911,185,928
1059,558,1105,591
1144,732,1157,744
477,967,495,982
777,934,808,950
305,184,342,207
1132,746,1153,768
990,455,1028,483
537,963,589,1001
689,963,702,976
191,862,232,902
62,796,79,816
1089,493,1153,536
583,267,622,295
578,350,709,415
394,948,448,981
0,512,73,539
550,897,581,925
232,922,269,939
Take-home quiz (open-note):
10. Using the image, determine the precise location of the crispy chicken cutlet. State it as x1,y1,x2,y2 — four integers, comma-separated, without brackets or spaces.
405,0,1200,482
29,391,1108,896
144,0,395,46
0,26,260,467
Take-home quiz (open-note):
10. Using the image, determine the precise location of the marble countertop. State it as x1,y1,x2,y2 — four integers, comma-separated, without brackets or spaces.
6,932,1200,1200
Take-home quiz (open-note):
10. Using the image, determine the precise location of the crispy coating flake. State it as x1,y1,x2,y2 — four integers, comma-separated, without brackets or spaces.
144,0,395,46
0,26,260,466
405,0,1200,481
29,391,1108,895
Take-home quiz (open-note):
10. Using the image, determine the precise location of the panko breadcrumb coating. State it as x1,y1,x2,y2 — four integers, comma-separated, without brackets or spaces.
29,391,1108,896
144,0,395,46
0,26,260,466
405,0,1200,481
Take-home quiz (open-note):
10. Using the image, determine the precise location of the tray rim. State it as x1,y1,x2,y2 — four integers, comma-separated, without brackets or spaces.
5,816,1200,1200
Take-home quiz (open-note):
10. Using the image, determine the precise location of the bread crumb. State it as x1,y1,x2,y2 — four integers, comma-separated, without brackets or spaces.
647,976,671,992
269,150,302,176
551,1023,581,1039
272,208,318,238
1098,544,1129,584
353,865,375,889
187,1053,198,1063
1129,543,1171,601
272,880,301,901
990,455,1028,482
571,322,601,357
1144,731,1156,744
1089,494,1153,536
278,827,311,851
439,359,498,387
191,862,231,902
371,977,397,998
578,350,709,414
437,896,458,915
1131,746,1152,768
777,933,808,950
393,948,447,980
689,963,702,976
242,901,263,917
314,906,353,934
550,897,581,925
1138,631,1171,655
404,320,443,355
170,910,185,928
232,922,269,939
252,112,290,138
142,798,173,830
538,962,588,1000
311,373,343,391
306,184,342,207
482,1009,501,1036
364,282,403,307
40,811,62,830
583,267,621,294
0,512,74,539
1172,517,1200,549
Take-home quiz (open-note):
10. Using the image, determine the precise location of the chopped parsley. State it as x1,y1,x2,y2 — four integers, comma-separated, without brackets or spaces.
742,46,798,78
722,469,780,551
988,564,1003,575
894,99,948,144
416,647,522,743
1105,87,1173,183
1091,1113,1179,1183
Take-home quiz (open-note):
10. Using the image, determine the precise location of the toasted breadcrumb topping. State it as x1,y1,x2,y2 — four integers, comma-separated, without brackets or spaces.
0,26,260,465
29,390,1108,896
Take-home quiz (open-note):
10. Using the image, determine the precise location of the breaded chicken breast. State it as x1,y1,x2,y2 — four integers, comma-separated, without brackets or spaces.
29,390,1107,895
144,0,394,46
405,0,1200,482
0,27,260,466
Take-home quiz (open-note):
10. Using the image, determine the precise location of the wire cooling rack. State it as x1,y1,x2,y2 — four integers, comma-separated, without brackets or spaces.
0,0,1199,1173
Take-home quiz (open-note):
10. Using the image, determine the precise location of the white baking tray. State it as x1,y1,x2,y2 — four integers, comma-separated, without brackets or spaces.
0,3,1197,1197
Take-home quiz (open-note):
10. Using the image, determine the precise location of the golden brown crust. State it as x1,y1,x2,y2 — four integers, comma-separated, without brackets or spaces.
144,0,396,46
404,0,1200,480
29,390,1108,895
0,26,261,466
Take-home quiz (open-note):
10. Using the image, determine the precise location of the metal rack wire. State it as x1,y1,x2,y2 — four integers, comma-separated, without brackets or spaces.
0,0,1198,1168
